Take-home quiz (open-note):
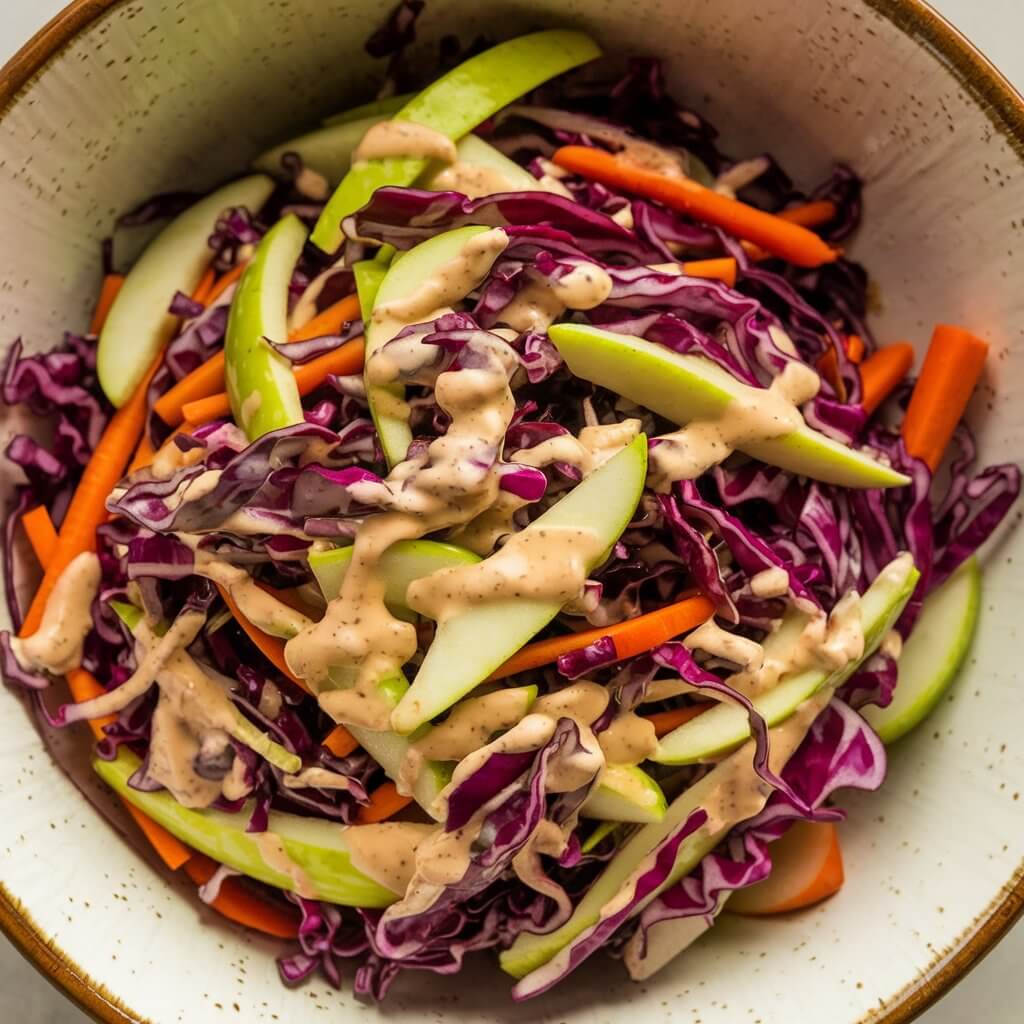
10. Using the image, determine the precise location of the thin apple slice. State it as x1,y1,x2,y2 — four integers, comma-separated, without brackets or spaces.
322,92,416,127
95,750,428,906
253,114,389,185
652,554,919,765
727,821,843,915
581,764,667,824
391,435,648,734
863,556,980,744
98,175,275,407
420,133,549,194
547,323,910,489
310,30,600,253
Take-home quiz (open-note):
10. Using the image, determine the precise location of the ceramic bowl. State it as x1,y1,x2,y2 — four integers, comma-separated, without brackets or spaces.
0,1,1022,1021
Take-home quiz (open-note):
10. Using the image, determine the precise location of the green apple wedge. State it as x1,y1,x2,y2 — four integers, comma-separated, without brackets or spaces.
310,30,600,253
652,553,920,766
390,435,648,735
322,92,415,127
366,225,497,467
864,556,981,744
95,750,425,906
420,133,550,193
353,258,389,321
97,175,275,407
253,114,389,185
547,323,910,489
224,214,307,440
581,765,667,824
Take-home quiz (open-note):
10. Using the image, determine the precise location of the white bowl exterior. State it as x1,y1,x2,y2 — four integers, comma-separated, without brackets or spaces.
0,1,1022,1021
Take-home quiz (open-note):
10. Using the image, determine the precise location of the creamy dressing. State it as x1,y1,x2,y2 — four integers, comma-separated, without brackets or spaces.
512,819,573,915
598,712,658,765
281,767,357,792
289,254,347,331
749,567,790,598
149,435,208,480
684,618,765,670
411,688,535,761
880,628,903,660
353,120,457,165
12,552,100,675
499,263,613,333
254,832,318,899
429,162,518,199
648,361,821,491
344,822,434,894
511,419,642,478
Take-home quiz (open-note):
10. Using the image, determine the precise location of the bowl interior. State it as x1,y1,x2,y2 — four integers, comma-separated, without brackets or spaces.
0,1,1022,1022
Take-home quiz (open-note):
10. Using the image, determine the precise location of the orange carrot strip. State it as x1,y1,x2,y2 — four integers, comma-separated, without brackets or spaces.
21,506,58,568
859,342,915,416
19,353,163,639
728,821,843,916
289,293,362,343
125,804,193,871
190,266,217,307
902,325,988,472
846,333,865,364
356,782,413,824
205,261,248,306
775,200,838,229
154,357,230,425
182,337,366,427
681,257,736,288
642,703,711,738
488,595,714,682
553,146,837,268
127,434,156,475
89,274,126,335
184,853,300,938
815,347,846,402
323,725,360,758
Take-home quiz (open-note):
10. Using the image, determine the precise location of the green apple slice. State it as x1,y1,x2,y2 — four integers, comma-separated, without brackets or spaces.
390,435,648,734
366,224,495,466
863,556,980,744
95,751,425,906
420,133,548,194
581,765,667,824
224,214,307,439
309,539,480,617
547,323,910,489
652,554,920,765
310,30,601,253
253,114,388,185
98,175,275,407
353,258,388,321
322,92,415,127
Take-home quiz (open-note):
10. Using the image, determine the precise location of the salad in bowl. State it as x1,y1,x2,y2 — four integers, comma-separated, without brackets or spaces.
1,4,1018,1003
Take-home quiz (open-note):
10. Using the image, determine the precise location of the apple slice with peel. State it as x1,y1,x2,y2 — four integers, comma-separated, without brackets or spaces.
391,435,648,734
863,556,980,744
95,751,427,907
420,134,550,194
547,323,910,489
366,224,496,467
727,821,844,916
322,92,416,127
98,175,275,407
581,764,667,824
311,30,600,253
652,554,920,766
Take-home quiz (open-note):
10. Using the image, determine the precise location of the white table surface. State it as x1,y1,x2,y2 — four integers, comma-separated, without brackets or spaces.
1,0,1022,1021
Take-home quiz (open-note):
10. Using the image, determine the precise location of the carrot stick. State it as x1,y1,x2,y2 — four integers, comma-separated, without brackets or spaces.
553,146,837,268
859,342,915,416
681,257,736,287
642,703,711,738
154,357,230,425
89,274,125,335
191,266,217,307
205,261,248,306
356,781,412,824
127,434,156,475
488,595,714,682
182,337,366,427
775,200,838,229
902,325,988,472
846,333,865,364
21,506,58,568
19,353,163,639
125,804,193,871
184,853,300,939
322,725,360,758
289,293,362,343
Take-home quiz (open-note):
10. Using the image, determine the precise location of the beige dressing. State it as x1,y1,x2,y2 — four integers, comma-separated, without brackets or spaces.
880,628,903,661
12,551,100,675
512,819,572,915
344,822,434,894
353,120,458,165
429,162,518,199
499,263,613,333
281,767,357,792
598,712,658,765
289,254,347,332
254,832,318,899
684,618,765,670
149,434,208,480
648,361,820,491
749,567,790,598
411,688,536,761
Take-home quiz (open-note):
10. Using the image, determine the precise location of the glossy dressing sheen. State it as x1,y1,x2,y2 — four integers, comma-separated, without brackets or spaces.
353,120,458,165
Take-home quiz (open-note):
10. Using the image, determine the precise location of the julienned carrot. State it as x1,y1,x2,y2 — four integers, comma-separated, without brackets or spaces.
156,301,365,427
323,724,360,758
19,353,163,639
126,803,193,871
289,293,362,343
846,333,865,364
553,146,837,268
184,853,300,939
488,594,714,682
182,337,366,427
642,703,711,738
205,261,248,306
902,325,988,472
356,781,413,824
89,274,125,335
191,266,217,307
127,434,156,475
681,257,736,287
21,506,58,568
859,342,915,416
775,200,838,229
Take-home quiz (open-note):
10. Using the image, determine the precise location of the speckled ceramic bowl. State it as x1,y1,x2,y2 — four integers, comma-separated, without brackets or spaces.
1,1,1022,1021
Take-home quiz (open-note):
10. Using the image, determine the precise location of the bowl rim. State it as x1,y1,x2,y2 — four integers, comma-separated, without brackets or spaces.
0,1,1022,1022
